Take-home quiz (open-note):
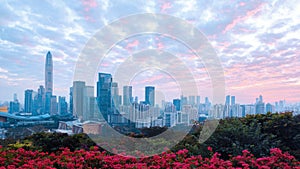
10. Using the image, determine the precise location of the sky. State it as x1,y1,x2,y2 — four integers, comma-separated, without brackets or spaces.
0,0,299,105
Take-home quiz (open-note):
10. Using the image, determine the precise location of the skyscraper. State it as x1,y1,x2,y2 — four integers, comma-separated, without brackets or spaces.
173,99,181,111
37,85,45,114
231,96,236,105
50,95,58,115
123,86,132,106
58,96,68,115
73,81,86,120
24,89,34,113
84,86,95,120
97,73,112,122
44,51,53,114
145,86,155,106
111,82,121,107
69,87,73,114
45,51,53,94
225,95,230,105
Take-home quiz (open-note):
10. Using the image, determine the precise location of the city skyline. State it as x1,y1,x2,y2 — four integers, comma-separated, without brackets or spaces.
0,1,299,103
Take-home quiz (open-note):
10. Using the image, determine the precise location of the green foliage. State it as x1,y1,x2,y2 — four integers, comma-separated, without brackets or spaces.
0,112,299,160
16,132,96,152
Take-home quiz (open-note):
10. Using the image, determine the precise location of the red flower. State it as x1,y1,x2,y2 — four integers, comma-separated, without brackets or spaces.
207,146,213,152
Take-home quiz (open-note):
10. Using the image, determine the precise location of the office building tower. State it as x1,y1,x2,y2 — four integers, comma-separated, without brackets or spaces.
180,95,188,106
13,93,18,102
69,87,73,114
255,95,265,114
173,99,181,111
196,96,200,105
188,96,195,105
164,102,176,127
111,82,121,107
97,73,112,122
225,95,230,105
259,95,263,103
9,100,20,114
73,81,86,120
50,95,58,115
231,96,236,105
84,86,95,120
45,51,53,94
58,96,68,115
266,103,274,113
24,89,34,113
123,86,132,106
145,86,155,106
37,85,45,114
45,92,51,114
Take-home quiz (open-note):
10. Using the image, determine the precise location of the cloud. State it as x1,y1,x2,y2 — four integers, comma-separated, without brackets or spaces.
0,0,299,104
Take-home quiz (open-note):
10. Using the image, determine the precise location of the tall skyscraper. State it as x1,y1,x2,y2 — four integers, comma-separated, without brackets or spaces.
13,93,18,102
97,73,112,122
188,96,195,105
225,95,230,105
84,86,95,120
50,95,58,115
173,99,181,111
145,86,155,106
58,96,68,115
24,89,34,113
123,86,132,106
196,96,200,105
69,87,73,114
9,93,20,114
231,96,236,105
45,51,53,94
111,82,121,107
73,81,86,120
255,95,265,114
37,85,45,114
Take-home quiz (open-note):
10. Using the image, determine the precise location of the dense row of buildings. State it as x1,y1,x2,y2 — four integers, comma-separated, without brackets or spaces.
1,51,300,131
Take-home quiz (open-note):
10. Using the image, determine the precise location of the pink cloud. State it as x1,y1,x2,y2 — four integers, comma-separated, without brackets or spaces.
125,40,139,51
81,0,98,12
160,2,172,12
239,2,246,7
223,3,265,34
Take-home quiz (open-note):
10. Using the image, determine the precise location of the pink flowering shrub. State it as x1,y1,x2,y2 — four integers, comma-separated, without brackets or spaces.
0,146,299,168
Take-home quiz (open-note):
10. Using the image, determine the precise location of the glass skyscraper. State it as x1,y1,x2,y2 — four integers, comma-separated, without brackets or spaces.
145,86,155,106
97,73,112,122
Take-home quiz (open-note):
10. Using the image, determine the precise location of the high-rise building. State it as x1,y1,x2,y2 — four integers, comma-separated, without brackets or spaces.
84,86,95,120
231,96,236,105
13,93,18,102
9,93,20,114
225,95,230,105
58,96,68,115
266,103,274,113
45,51,53,94
173,99,181,111
97,73,112,122
145,86,155,106
73,81,86,120
45,92,51,114
24,89,34,113
69,87,73,114
37,85,45,114
50,95,58,115
111,82,121,107
259,95,263,103
123,86,132,106
196,96,201,105
188,96,195,105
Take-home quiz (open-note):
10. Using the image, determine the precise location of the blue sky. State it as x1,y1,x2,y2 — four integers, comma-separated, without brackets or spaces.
0,0,299,104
